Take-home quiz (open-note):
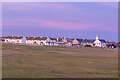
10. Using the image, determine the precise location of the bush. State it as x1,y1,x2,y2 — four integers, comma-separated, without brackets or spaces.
84,45,92,47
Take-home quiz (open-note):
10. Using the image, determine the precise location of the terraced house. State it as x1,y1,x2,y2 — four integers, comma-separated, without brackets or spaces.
3,35,106,47
4,35,26,44
26,36,70,46
72,35,106,47
26,36,58,46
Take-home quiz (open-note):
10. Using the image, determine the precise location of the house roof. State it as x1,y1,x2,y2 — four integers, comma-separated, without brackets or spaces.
81,39,95,43
50,37,57,40
76,39,106,43
66,38,74,42
5,36,23,39
56,38,63,42
76,39,83,42
63,42,72,44
83,39,106,43
26,37,47,40
4,36,106,43
99,39,106,43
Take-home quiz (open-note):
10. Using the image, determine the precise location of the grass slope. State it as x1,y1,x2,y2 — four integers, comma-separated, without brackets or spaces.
2,44,118,78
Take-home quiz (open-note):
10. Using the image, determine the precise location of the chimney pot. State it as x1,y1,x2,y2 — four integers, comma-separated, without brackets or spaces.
33,35,36,38
40,36,42,38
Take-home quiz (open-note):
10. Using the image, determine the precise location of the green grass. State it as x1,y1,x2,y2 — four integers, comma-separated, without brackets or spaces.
2,43,118,78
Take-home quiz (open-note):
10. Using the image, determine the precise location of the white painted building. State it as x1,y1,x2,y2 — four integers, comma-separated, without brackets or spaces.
48,37,58,46
4,35,69,46
57,37,67,43
26,36,58,46
64,42,72,46
3,35,106,47
26,36,46,45
94,35,106,47
4,36,26,44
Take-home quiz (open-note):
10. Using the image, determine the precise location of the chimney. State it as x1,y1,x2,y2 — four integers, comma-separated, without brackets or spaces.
64,37,66,39
23,36,25,38
33,35,36,38
96,35,99,40
57,37,59,41
28,35,30,38
40,36,42,38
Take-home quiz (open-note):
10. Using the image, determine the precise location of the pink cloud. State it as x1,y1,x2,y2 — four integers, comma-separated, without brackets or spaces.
3,3,32,11
4,18,106,31
8,7,30,11
38,20,100,30
3,2,75,12
3,18,117,32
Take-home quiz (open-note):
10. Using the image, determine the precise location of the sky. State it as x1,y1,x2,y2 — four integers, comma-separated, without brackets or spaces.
2,2,118,42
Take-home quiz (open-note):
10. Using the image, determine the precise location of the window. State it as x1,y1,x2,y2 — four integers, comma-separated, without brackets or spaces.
40,42,43,45
33,42,37,44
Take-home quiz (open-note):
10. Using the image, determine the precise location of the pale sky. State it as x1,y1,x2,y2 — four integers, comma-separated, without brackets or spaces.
2,2,118,42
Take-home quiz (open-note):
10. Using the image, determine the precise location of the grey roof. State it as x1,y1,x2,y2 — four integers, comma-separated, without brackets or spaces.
26,37,47,40
76,39,83,42
57,38,63,42
66,38,74,42
99,39,106,43
50,37,57,40
82,39,95,43
81,39,106,43
5,36,23,39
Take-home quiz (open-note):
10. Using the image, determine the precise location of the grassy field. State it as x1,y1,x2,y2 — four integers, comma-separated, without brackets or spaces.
2,43,118,78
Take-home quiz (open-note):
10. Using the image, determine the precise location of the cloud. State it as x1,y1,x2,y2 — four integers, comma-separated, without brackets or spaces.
3,2,75,12
3,2,33,11
2,2,117,32
3,18,115,32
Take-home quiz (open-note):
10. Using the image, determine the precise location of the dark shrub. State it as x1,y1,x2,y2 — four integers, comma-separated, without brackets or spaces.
84,45,92,47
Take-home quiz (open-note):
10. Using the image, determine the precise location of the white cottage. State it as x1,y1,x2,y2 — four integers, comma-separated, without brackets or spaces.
94,35,106,47
4,35,26,44
65,38,74,46
48,37,58,46
56,37,73,46
57,37,67,43
26,36,58,46
63,42,72,46
72,35,106,47
26,36,46,45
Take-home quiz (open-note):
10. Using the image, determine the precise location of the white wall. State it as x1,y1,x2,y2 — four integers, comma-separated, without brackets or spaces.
5,37,67,46
94,40,101,47
94,40,106,47
5,39,22,44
